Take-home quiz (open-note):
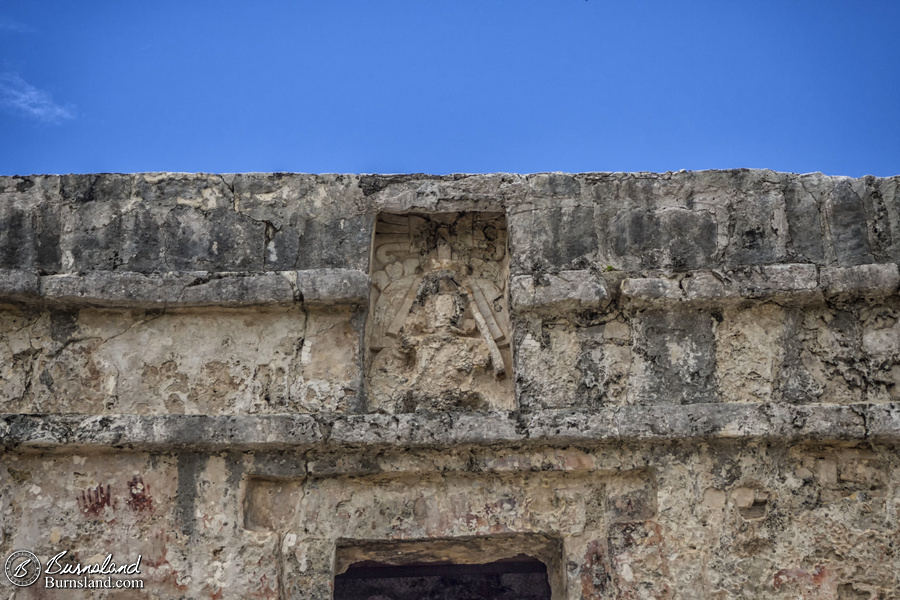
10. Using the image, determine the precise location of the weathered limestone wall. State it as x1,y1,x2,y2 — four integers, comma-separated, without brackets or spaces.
2,442,897,599
1,170,898,599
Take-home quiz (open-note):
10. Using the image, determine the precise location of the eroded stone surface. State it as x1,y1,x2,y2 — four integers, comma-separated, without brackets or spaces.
366,212,513,412
1,170,899,599
4,170,898,276
514,297,900,409
0,442,896,599
0,306,361,414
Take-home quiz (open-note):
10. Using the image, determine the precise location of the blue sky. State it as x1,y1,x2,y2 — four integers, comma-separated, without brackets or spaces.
1,1,898,177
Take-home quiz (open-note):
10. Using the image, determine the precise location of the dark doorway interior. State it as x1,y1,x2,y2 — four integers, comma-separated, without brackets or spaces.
334,555,552,600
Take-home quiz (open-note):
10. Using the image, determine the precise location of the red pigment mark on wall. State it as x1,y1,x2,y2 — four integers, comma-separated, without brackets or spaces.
580,539,611,600
143,531,169,569
252,573,279,600
78,483,115,516
207,586,224,600
773,563,834,599
608,520,673,599
156,568,190,593
811,564,831,586
126,475,153,512
139,531,190,594
774,568,805,588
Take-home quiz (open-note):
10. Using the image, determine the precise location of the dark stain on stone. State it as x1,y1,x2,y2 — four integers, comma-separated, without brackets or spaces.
359,174,432,196
38,370,54,391
224,451,244,501
176,453,209,537
0,209,26,266
49,311,78,343
14,177,35,193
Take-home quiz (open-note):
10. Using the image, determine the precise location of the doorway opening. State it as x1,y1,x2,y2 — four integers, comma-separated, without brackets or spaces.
333,535,561,600
334,555,551,600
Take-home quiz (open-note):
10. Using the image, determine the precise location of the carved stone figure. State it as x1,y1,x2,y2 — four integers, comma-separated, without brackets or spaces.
366,212,513,412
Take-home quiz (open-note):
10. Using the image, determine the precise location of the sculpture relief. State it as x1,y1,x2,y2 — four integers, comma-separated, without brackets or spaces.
367,212,514,412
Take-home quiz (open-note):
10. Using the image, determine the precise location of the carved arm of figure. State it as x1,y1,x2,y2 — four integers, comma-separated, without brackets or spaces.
461,283,506,379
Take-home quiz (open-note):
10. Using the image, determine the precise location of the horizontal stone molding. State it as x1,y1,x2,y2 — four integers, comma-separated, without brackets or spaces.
507,262,897,314
620,262,899,308
509,270,611,312
0,268,369,309
3,264,893,312
820,263,900,297
1,403,896,451
295,268,370,306
0,268,40,302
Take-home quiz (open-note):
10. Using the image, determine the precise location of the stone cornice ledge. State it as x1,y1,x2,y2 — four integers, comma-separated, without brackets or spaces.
1,263,896,311
1,403,897,452
620,263,900,308
511,263,899,314
0,268,369,308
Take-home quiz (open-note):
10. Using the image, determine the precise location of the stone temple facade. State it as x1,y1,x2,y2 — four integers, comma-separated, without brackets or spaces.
0,170,898,599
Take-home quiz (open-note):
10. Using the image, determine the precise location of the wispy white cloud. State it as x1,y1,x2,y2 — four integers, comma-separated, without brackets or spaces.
0,73,74,123
0,16,34,33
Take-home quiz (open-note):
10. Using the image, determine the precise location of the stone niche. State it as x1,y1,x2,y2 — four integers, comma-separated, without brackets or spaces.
366,212,513,412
